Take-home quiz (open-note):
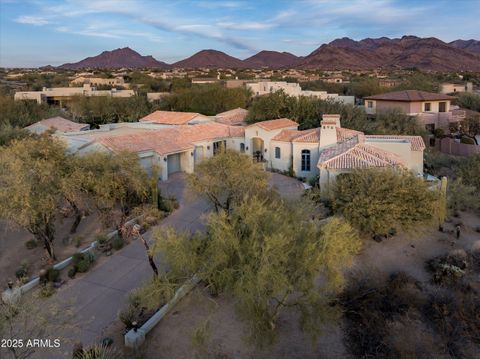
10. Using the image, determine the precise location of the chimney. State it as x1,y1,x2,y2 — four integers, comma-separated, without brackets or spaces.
319,114,341,148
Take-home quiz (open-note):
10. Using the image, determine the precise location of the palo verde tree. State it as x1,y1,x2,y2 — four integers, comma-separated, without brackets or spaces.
74,151,150,233
187,150,273,213
0,137,68,260
331,168,442,236
155,198,362,345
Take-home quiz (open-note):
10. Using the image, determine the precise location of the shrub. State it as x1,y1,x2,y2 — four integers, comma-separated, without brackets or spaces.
331,168,440,236
434,128,445,138
159,196,179,213
72,253,85,267
73,235,83,248
68,267,77,278
41,267,60,283
118,305,143,330
460,136,475,145
112,235,124,250
95,234,109,246
15,267,28,279
76,260,90,273
25,239,37,249
39,284,55,298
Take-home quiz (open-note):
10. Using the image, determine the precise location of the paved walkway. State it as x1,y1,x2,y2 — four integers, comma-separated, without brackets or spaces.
37,172,303,358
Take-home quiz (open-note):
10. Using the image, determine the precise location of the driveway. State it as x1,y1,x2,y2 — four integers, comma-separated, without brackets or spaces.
37,172,303,358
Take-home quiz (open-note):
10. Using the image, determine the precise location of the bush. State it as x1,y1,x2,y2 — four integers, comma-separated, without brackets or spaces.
460,136,475,145
15,267,28,280
434,128,445,138
72,253,85,267
73,235,83,248
76,260,90,273
112,235,124,250
40,267,60,283
159,196,179,213
118,305,143,330
25,239,37,249
331,168,440,236
68,267,77,278
95,234,109,246
39,284,55,298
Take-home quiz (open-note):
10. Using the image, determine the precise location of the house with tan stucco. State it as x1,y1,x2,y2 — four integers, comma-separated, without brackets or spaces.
59,111,425,189
364,90,465,132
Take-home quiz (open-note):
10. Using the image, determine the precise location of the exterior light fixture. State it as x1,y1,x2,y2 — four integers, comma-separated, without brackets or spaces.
246,146,249,151
207,146,210,150
164,157,167,162
190,152,194,156
264,148,267,152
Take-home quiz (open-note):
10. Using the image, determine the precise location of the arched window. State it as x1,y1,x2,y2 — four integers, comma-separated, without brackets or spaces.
275,146,281,159
240,143,245,153
301,150,311,171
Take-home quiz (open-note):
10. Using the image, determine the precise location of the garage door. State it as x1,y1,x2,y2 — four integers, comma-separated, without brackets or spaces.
167,153,181,175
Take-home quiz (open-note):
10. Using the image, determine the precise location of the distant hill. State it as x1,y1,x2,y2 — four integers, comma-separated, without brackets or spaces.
449,39,480,54
58,47,170,69
53,36,480,71
243,50,300,69
172,49,245,69
298,36,480,71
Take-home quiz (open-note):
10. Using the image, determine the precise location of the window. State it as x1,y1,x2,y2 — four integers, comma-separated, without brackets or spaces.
275,147,281,159
367,101,373,108
240,143,245,153
301,150,311,172
439,102,446,112
424,102,431,111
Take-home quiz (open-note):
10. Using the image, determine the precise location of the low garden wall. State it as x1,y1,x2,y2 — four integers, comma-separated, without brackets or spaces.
1,217,140,302
124,275,200,349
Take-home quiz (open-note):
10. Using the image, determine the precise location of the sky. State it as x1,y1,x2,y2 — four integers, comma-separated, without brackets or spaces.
0,0,479,67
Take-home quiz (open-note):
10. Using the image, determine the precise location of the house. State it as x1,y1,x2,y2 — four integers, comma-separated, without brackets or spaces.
139,111,212,125
60,110,424,188
70,76,126,88
246,81,355,105
214,108,248,126
440,82,473,94
70,122,245,180
25,117,89,134
364,90,465,131
14,84,135,105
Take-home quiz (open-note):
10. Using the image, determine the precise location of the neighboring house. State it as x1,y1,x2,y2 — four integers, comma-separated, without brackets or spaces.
440,82,473,94
70,76,126,88
139,111,212,125
191,78,221,84
214,108,248,126
25,116,89,134
146,92,170,102
14,84,135,105
364,90,465,131
246,81,354,105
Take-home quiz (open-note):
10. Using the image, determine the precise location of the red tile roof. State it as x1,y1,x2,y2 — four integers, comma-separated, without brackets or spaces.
249,118,298,131
139,111,210,125
365,135,425,151
29,116,88,133
215,108,248,125
318,138,406,169
336,127,364,142
272,128,319,142
97,122,243,156
364,90,454,102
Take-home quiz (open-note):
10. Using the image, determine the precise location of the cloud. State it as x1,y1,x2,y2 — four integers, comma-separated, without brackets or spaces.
218,21,274,30
15,15,50,25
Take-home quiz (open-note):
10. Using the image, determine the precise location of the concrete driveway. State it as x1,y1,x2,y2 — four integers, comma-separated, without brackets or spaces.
38,172,303,358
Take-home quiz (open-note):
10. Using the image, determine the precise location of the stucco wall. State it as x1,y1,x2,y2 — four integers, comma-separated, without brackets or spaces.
292,142,320,179
270,141,293,172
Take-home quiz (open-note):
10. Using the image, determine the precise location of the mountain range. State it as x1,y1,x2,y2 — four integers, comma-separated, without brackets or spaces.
57,36,480,71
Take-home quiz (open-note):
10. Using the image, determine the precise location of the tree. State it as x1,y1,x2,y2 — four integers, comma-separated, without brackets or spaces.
450,114,480,144
331,168,441,236
187,150,272,212
73,151,150,232
456,155,480,190
372,108,425,136
155,197,362,345
0,137,68,260
455,92,480,112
